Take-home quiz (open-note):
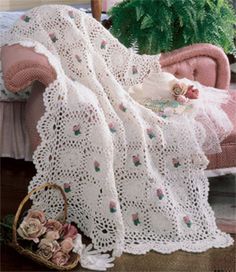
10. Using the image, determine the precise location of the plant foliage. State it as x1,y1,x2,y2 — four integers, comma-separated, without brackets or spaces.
109,0,236,55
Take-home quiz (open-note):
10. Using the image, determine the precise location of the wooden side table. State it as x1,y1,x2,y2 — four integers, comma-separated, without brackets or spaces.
91,0,102,21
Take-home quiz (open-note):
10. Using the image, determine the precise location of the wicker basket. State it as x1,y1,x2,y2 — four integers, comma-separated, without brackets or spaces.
8,182,80,271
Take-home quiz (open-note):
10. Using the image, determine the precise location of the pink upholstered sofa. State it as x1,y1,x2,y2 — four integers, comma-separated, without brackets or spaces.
1,43,236,175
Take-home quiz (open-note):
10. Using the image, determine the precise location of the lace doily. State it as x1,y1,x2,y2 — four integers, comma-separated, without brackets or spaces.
3,5,233,257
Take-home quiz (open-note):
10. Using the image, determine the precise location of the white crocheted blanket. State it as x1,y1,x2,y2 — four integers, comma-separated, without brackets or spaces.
4,5,233,257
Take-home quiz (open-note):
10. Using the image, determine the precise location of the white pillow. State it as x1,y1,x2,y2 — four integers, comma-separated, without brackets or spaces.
0,11,24,32
0,11,24,41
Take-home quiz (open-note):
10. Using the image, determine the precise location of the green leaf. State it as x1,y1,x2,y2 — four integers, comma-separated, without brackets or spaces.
2,214,15,226
136,6,145,21
109,0,236,54
217,0,224,9
0,222,13,229
140,15,154,30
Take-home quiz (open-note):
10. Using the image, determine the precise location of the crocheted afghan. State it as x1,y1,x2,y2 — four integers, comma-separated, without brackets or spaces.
3,5,233,257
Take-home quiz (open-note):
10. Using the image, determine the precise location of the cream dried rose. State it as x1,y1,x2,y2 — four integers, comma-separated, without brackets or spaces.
51,250,70,266
61,237,74,253
17,218,47,243
37,238,60,260
25,210,46,225
45,230,60,240
45,219,63,232
172,82,188,97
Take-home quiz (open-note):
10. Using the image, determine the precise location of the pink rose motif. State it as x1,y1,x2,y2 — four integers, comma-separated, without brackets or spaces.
73,125,81,135
176,95,189,104
20,15,30,22
183,215,192,227
132,155,141,166
60,237,74,253
49,33,58,43
75,55,81,63
26,210,46,225
156,188,164,200
132,213,140,226
45,219,63,232
64,183,71,193
51,250,70,266
108,123,116,133
185,85,199,99
132,65,138,75
119,103,127,112
100,40,107,49
61,223,78,240
146,128,155,139
109,201,117,213
68,10,75,19
45,230,60,241
172,158,181,168
94,160,100,172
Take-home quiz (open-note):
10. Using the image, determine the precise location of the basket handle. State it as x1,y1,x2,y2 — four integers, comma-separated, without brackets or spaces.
12,183,68,246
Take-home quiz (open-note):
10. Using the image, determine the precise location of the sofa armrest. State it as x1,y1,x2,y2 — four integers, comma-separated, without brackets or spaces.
0,43,231,153
1,44,55,152
1,44,56,92
2,43,230,93
160,43,230,90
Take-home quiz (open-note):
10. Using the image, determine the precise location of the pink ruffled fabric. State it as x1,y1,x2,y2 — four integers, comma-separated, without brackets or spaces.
207,90,236,170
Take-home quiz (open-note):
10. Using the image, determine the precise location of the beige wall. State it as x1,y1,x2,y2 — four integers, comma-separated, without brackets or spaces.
0,0,90,11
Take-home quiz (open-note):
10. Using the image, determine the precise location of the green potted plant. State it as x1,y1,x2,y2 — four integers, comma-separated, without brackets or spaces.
109,0,236,55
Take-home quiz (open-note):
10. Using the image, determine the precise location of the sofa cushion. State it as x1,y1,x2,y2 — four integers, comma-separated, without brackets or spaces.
207,90,236,169
221,90,236,144
161,43,230,90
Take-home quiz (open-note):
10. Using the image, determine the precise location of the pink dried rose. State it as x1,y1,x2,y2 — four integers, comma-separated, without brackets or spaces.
51,250,70,266
25,210,46,225
37,238,60,260
17,218,47,243
62,223,78,240
185,85,199,99
176,95,189,104
45,230,60,241
45,219,63,232
60,237,74,253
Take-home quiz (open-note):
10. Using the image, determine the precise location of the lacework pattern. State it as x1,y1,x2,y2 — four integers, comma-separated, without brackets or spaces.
3,5,233,256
